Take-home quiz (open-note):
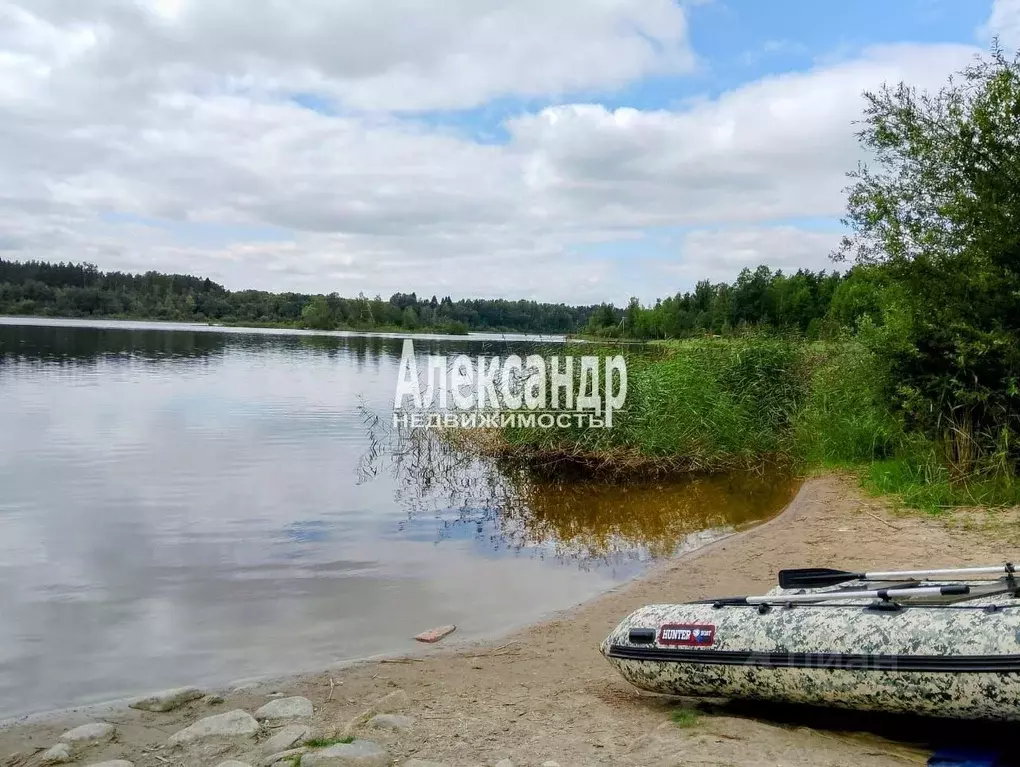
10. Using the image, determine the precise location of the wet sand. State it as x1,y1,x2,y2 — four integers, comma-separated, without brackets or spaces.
3,475,1018,767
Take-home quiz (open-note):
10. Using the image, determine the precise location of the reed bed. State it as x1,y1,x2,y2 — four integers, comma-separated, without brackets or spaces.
457,334,1020,511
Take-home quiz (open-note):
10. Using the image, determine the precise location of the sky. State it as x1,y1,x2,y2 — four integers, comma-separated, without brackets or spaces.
1,0,1019,305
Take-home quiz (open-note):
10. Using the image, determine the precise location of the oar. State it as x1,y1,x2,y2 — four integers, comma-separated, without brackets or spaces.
713,584,972,606
778,564,1015,589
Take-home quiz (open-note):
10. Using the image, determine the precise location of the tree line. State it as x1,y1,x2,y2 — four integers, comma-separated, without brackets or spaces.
0,257,877,337
586,266,862,339
0,259,602,334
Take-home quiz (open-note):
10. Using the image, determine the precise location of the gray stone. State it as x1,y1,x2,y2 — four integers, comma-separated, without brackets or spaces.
129,686,205,712
214,762,254,767
261,724,313,754
41,743,72,764
493,760,514,767
402,761,450,767
371,689,409,714
300,740,388,767
254,696,314,721
261,747,308,766
167,709,260,745
85,762,134,767
60,722,116,744
207,694,226,705
367,714,411,732
541,763,560,767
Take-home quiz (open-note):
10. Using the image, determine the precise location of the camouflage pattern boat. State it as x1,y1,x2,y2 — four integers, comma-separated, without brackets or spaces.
601,578,1020,720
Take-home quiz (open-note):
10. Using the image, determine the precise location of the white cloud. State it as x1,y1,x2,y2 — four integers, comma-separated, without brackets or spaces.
668,227,844,284
0,0,986,303
508,44,977,227
7,0,695,112
983,0,1020,49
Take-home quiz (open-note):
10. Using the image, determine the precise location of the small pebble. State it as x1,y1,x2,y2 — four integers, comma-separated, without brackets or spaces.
41,743,72,764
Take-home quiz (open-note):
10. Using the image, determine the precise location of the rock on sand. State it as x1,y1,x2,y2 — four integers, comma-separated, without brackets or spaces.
413,625,456,643
167,710,260,745
260,724,312,754
60,722,116,744
367,714,412,732
41,743,72,764
129,686,205,712
300,740,389,767
254,696,314,721
261,748,307,766
371,689,410,714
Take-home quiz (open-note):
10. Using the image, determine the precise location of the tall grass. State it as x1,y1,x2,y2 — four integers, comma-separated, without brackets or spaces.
792,340,902,466
492,335,809,474
475,334,1020,511
863,447,1019,512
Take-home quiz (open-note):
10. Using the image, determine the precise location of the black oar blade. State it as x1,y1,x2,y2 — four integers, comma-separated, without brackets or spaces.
778,567,864,589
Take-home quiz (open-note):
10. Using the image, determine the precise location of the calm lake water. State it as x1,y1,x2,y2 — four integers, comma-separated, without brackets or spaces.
0,317,800,719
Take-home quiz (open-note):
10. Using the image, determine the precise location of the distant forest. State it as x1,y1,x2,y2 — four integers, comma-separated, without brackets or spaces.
0,258,869,337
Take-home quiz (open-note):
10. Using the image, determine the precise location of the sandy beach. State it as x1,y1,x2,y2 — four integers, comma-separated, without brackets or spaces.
4,475,1019,767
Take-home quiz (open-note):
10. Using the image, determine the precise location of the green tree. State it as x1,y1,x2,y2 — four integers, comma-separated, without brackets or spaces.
401,306,419,329
301,295,334,330
827,266,891,329
836,43,1020,474
623,296,641,335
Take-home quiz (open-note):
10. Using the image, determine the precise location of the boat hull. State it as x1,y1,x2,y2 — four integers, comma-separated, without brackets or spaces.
601,588,1020,721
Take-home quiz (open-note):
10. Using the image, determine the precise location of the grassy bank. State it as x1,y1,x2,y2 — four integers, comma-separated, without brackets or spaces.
470,335,1019,512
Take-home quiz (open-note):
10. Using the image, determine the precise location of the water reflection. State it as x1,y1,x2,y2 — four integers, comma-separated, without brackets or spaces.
500,473,798,559
0,322,231,362
0,316,566,366
0,318,798,720
360,418,800,570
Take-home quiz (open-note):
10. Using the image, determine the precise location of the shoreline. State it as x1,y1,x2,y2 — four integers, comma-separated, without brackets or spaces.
0,315,569,342
3,475,1017,766
0,524,745,731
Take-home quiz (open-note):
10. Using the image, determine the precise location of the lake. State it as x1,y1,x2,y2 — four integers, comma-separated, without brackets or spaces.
0,317,799,720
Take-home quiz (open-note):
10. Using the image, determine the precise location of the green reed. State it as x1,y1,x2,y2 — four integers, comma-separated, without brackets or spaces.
481,334,1020,510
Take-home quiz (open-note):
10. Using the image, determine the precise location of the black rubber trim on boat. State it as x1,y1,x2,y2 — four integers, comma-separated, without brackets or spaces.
606,645,1020,673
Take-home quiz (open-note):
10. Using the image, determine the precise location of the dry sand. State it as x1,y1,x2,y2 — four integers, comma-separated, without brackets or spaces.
4,475,1019,767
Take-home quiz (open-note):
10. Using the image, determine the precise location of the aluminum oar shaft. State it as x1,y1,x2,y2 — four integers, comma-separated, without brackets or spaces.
712,584,974,607
864,565,1014,580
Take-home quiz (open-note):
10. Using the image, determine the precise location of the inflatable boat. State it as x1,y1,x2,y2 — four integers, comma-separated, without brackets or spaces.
601,564,1020,720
